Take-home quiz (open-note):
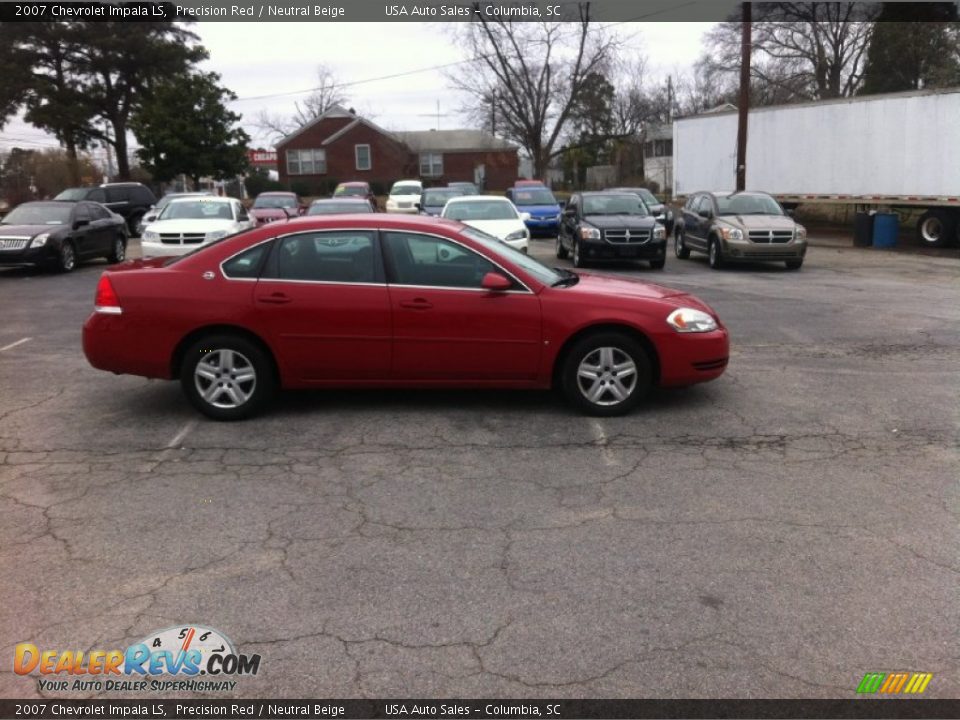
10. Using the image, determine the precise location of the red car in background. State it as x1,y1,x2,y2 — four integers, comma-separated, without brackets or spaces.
249,191,304,225
83,215,729,420
333,182,378,210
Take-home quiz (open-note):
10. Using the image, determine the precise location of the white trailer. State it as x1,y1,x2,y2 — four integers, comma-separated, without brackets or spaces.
672,87,960,246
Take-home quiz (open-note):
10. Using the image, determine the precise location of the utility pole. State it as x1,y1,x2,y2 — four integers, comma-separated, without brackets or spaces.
103,121,114,183
735,2,751,191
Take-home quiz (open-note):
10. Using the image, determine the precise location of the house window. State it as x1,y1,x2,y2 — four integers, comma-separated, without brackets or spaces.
355,144,371,171
419,152,443,177
286,148,327,175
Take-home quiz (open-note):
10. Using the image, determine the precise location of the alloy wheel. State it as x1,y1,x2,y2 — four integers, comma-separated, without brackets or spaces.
193,349,257,410
576,346,638,407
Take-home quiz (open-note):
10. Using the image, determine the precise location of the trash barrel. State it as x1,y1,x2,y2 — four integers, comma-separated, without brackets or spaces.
853,212,874,247
872,213,899,248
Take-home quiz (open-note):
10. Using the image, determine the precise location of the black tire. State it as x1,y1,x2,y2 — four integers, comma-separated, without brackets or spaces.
708,237,723,270
572,239,586,268
561,332,652,417
180,334,276,420
916,210,957,248
674,228,690,259
127,214,144,238
55,241,77,273
649,258,665,270
555,235,568,259
107,235,126,263
785,259,803,270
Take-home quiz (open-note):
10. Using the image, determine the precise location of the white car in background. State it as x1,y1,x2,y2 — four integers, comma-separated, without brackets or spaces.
385,179,423,214
136,191,215,235
141,197,255,257
441,195,530,253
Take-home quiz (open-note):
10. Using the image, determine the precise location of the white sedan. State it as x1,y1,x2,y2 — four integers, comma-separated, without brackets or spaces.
441,195,530,252
141,197,256,257
384,179,423,214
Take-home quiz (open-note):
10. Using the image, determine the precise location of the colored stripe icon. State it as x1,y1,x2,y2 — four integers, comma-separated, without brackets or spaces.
857,672,933,694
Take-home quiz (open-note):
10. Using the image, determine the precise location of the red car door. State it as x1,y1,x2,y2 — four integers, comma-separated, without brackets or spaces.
251,230,392,382
382,230,541,381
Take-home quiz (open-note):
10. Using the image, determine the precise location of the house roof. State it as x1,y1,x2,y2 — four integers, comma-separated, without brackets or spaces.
277,104,359,146
394,129,516,153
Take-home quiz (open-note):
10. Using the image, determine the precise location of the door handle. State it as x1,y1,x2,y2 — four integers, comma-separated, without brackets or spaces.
399,298,433,310
257,292,292,305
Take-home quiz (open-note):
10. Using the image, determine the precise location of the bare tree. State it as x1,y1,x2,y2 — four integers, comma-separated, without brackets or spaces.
699,3,878,105
256,64,349,140
447,5,619,178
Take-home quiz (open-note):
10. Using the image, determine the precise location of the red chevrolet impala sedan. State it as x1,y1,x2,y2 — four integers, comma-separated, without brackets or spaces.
83,215,729,420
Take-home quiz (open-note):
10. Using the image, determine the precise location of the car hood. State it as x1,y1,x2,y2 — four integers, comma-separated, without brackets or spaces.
250,208,292,220
582,215,657,230
515,203,560,216
717,214,796,230
460,218,526,239
0,223,65,237
144,219,237,233
567,272,687,300
388,194,420,202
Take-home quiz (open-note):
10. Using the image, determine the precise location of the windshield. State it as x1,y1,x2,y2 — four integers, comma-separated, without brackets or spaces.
2,203,72,225
444,200,517,221
307,202,372,215
54,188,88,201
253,195,297,209
512,188,557,206
390,184,421,196
449,183,478,194
159,200,234,220
582,195,650,216
422,189,462,205
459,226,561,286
716,194,784,216
334,185,368,196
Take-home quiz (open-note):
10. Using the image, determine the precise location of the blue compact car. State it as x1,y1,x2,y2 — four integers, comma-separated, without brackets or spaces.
506,186,561,237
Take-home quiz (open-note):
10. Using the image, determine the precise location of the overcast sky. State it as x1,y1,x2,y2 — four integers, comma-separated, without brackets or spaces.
1,21,714,158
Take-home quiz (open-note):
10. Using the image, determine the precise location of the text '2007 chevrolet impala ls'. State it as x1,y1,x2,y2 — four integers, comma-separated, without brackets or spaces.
82,215,729,420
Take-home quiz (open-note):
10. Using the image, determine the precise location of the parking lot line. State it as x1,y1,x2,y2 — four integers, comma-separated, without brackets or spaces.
0,337,31,353
166,419,198,449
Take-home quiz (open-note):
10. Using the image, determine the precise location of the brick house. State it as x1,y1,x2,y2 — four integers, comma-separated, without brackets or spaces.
275,105,518,193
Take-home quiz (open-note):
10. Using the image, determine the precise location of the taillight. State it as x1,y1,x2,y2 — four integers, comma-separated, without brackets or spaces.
94,275,122,315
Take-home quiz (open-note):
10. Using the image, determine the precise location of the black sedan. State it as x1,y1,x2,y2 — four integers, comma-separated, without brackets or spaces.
416,187,465,217
606,187,675,234
0,201,128,273
557,192,667,269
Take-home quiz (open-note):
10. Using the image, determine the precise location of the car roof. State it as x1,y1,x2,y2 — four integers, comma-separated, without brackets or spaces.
258,191,296,196
391,179,422,186
311,197,369,204
278,214,462,232
338,182,369,187
579,191,643,197
167,196,233,204
19,200,77,208
445,195,510,203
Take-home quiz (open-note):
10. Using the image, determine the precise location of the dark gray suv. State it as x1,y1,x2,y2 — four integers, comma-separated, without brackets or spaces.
55,182,156,237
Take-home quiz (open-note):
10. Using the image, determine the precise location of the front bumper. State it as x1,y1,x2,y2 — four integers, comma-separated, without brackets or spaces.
141,240,203,257
658,328,730,387
386,203,419,214
523,217,560,235
723,238,807,261
580,238,667,261
0,244,57,266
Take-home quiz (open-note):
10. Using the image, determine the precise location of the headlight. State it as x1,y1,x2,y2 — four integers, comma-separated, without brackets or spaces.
206,230,228,241
386,199,396,208
579,227,601,240
653,226,666,240
795,225,807,241
666,308,718,333
29,232,51,248
718,226,744,241
505,229,527,241
142,230,159,242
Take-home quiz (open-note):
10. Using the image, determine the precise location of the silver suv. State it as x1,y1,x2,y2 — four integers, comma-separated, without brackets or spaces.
675,191,807,270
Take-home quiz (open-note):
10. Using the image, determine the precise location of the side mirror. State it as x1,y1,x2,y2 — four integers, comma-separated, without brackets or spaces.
74,219,90,229
698,209,712,219
481,272,512,292
519,212,531,222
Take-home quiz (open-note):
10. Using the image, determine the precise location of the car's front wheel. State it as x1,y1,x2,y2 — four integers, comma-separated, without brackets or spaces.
674,228,690,259
785,258,803,270
649,258,665,270
555,235,568,259
561,332,652,416
56,241,76,273
708,237,723,269
572,239,586,268
180,335,276,420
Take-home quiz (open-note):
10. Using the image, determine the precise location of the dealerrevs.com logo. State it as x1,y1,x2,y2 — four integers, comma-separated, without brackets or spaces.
14,625,260,693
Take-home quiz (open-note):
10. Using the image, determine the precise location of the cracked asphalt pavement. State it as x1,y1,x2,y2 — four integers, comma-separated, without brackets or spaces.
1,238,957,699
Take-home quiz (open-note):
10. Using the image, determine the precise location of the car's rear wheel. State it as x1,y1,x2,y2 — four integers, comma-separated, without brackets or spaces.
128,214,144,238
180,335,275,420
56,241,76,273
107,235,126,263
674,228,690,259
555,235,568,259
572,239,586,268
649,258,665,270
708,237,723,269
561,332,652,417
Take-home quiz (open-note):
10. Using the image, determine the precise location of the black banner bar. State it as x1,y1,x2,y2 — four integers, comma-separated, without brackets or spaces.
1,699,959,720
